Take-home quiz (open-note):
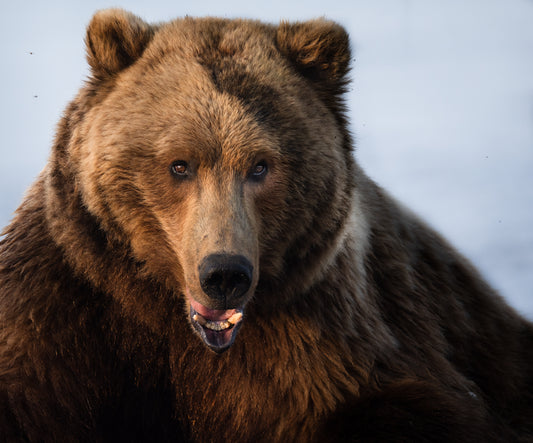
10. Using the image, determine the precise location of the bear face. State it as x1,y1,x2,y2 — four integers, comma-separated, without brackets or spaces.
68,10,355,352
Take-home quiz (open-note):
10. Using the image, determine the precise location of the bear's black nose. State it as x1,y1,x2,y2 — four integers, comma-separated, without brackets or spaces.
199,254,253,304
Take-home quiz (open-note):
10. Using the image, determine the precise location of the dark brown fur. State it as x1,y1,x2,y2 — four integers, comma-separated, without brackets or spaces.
1,9,532,442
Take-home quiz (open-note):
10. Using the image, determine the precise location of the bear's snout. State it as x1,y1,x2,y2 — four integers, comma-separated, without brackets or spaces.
198,254,254,306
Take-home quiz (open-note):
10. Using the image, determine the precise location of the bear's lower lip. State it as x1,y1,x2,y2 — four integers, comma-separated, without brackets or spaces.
188,301,244,353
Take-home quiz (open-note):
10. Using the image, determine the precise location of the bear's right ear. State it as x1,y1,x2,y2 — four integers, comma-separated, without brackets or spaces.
86,9,154,79
276,20,351,97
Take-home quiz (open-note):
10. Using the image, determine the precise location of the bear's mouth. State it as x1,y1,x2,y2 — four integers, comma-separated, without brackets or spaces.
188,297,244,353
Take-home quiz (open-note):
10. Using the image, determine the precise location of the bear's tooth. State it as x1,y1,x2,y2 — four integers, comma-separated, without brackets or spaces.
193,312,239,331
227,312,243,325
193,313,207,326
205,320,231,331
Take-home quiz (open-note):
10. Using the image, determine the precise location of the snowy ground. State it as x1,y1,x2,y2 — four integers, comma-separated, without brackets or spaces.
1,0,532,318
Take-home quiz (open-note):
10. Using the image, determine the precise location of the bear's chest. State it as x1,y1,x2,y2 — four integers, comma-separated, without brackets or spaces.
169,327,359,442
173,361,318,441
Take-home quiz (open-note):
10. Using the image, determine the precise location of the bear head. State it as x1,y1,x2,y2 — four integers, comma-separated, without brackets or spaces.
65,9,355,352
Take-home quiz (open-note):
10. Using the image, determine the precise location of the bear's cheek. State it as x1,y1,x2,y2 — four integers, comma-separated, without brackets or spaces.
150,194,196,284
113,167,191,286
249,170,296,274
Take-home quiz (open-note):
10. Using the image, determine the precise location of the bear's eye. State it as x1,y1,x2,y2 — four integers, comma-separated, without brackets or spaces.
170,161,188,177
250,161,268,181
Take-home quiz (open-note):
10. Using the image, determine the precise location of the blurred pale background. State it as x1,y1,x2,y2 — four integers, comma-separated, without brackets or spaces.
1,0,532,317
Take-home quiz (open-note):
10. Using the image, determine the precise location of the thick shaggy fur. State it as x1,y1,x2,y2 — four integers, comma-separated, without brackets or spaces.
1,9,532,442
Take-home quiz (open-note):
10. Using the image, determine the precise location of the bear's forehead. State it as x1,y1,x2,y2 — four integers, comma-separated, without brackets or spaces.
91,68,284,168
84,17,335,168
152,17,277,60
93,22,308,155
134,17,293,113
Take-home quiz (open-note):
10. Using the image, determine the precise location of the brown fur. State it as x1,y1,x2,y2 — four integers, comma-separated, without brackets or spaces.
1,9,532,442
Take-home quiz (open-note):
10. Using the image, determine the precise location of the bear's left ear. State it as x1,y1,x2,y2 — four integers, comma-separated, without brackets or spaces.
276,19,351,97
85,9,154,79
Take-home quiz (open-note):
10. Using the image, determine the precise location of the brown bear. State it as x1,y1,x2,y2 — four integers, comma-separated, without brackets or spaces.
0,8,532,442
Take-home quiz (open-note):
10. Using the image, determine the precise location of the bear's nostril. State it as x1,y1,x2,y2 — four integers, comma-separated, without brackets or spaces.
231,273,250,289
205,273,223,289
199,254,253,303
